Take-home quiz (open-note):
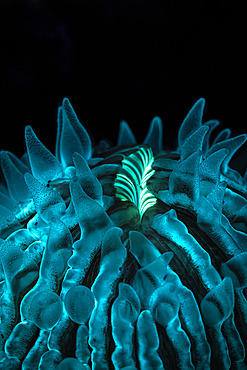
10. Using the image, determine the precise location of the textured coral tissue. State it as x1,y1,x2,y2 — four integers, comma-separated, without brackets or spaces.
0,97,247,369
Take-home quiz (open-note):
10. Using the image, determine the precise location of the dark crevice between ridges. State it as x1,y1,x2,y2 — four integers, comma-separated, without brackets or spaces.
52,247,101,363
156,321,179,369
106,294,118,370
83,249,101,289
21,332,40,368
105,268,134,370
145,208,245,369
205,324,231,369
167,239,208,300
148,201,229,277
106,250,140,369
146,228,220,368
175,208,229,269
227,182,247,199
70,224,81,242
132,317,140,370
234,299,247,364
92,145,140,160
244,287,247,300
175,203,247,354
146,227,208,301
60,320,77,359
81,241,140,369
178,315,199,369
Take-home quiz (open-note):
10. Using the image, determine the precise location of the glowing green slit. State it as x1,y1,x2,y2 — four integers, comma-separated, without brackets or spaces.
114,146,157,218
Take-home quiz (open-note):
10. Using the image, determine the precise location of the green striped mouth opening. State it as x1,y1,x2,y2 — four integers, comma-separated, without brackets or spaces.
114,146,157,218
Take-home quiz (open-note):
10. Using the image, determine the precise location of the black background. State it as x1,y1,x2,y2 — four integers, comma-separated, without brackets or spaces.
0,0,246,159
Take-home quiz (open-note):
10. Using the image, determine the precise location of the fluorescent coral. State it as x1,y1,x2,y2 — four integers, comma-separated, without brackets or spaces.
0,97,247,369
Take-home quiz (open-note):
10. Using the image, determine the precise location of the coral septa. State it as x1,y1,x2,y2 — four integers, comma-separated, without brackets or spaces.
1,151,30,203
1,97,247,369
167,150,201,209
132,251,173,309
111,283,140,368
200,149,228,185
91,227,126,301
117,120,137,146
69,176,112,235
143,116,163,154
25,126,63,184
136,310,164,369
30,291,63,330
221,252,247,289
178,98,205,148
1,240,39,297
129,230,161,266
152,209,222,289
73,152,103,205
61,98,92,162
149,282,179,327
112,283,141,325
200,277,234,327
205,181,227,212
180,125,208,161
64,286,95,324
75,324,90,364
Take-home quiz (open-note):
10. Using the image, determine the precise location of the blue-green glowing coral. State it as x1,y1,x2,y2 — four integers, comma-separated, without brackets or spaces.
0,97,247,369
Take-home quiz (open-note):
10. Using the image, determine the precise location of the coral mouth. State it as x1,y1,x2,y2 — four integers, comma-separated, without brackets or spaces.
114,146,157,219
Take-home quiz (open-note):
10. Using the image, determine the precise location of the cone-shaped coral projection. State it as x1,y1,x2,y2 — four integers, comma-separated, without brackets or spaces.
178,98,205,148
57,98,92,168
143,116,163,154
117,120,137,146
180,125,208,161
73,152,103,205
25,126,62,184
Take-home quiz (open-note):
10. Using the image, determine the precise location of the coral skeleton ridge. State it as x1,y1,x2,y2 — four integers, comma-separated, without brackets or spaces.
0,97,247,369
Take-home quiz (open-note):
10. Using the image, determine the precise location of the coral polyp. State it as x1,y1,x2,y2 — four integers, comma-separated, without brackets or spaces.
0,97,247,369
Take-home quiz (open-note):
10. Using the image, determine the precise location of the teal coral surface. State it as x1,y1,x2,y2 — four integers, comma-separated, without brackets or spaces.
0,98,247,369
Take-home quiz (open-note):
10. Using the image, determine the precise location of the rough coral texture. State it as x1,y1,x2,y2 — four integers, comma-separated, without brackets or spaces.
0,97,247,369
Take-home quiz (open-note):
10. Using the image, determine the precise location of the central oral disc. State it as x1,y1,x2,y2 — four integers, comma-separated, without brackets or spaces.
114,146,157,218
